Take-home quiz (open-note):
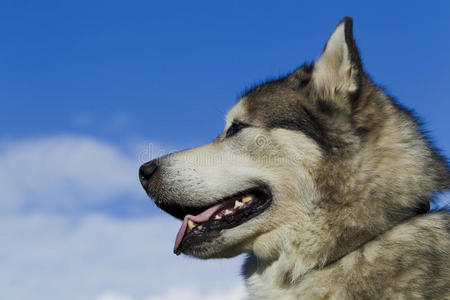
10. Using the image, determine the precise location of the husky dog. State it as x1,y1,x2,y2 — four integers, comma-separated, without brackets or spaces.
139,17,450,299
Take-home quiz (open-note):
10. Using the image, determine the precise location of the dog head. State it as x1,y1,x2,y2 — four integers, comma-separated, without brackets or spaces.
139,17,448,264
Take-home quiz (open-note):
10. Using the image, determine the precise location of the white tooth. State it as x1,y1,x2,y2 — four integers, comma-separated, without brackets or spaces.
214,215,222,220
224,209,232,216
187,220,197,231
234,200,243,209
242,195,253,203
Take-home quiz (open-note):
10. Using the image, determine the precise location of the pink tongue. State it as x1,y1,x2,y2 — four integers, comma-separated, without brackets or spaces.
173,203,225,255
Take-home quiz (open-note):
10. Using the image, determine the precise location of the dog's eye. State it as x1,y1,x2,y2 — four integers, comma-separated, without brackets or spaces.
225,122,248,138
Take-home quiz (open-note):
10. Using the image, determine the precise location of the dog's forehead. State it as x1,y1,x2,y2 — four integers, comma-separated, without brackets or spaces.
225,67,315,128
226,78,329,149
226,88,309,128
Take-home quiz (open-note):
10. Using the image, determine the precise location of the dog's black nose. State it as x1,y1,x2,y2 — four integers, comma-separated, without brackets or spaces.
139,160,158,190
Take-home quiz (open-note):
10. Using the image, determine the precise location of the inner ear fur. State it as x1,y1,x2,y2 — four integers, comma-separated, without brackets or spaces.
312,17,363,98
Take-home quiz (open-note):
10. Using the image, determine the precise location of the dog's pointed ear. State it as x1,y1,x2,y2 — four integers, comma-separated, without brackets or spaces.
312,17,362,97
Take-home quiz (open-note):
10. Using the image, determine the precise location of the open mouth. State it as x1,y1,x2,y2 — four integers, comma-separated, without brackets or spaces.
170,186,272,255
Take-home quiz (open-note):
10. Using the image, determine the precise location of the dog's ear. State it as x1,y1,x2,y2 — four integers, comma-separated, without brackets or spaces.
312,17,362,97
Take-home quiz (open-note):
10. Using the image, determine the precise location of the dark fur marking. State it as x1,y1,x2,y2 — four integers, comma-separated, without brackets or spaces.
265,105,330,151
317,99,335,116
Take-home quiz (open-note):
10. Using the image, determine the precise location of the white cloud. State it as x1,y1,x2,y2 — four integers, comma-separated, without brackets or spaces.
1,214,246,300
0,135,159,213
96,283,246,300
97,291,133,300
143,283,246,300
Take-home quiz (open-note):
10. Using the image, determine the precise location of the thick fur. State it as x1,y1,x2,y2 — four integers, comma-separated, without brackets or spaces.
142,17,450,299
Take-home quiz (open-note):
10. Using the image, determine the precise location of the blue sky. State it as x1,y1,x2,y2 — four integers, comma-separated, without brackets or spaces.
1,1,449,299
2,1,449,148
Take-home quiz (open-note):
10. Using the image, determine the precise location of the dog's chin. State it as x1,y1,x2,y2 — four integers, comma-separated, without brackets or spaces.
180,221,263,258
155,184,273,257
180,237,242,259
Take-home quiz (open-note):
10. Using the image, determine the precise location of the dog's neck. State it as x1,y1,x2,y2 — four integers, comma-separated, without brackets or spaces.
244,195,431,291
243,204,383,288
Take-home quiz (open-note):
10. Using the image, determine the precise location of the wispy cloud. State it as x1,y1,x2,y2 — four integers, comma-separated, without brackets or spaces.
97,283,246,300
2,214,245,300
142,283,246,300
0,135,149,214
